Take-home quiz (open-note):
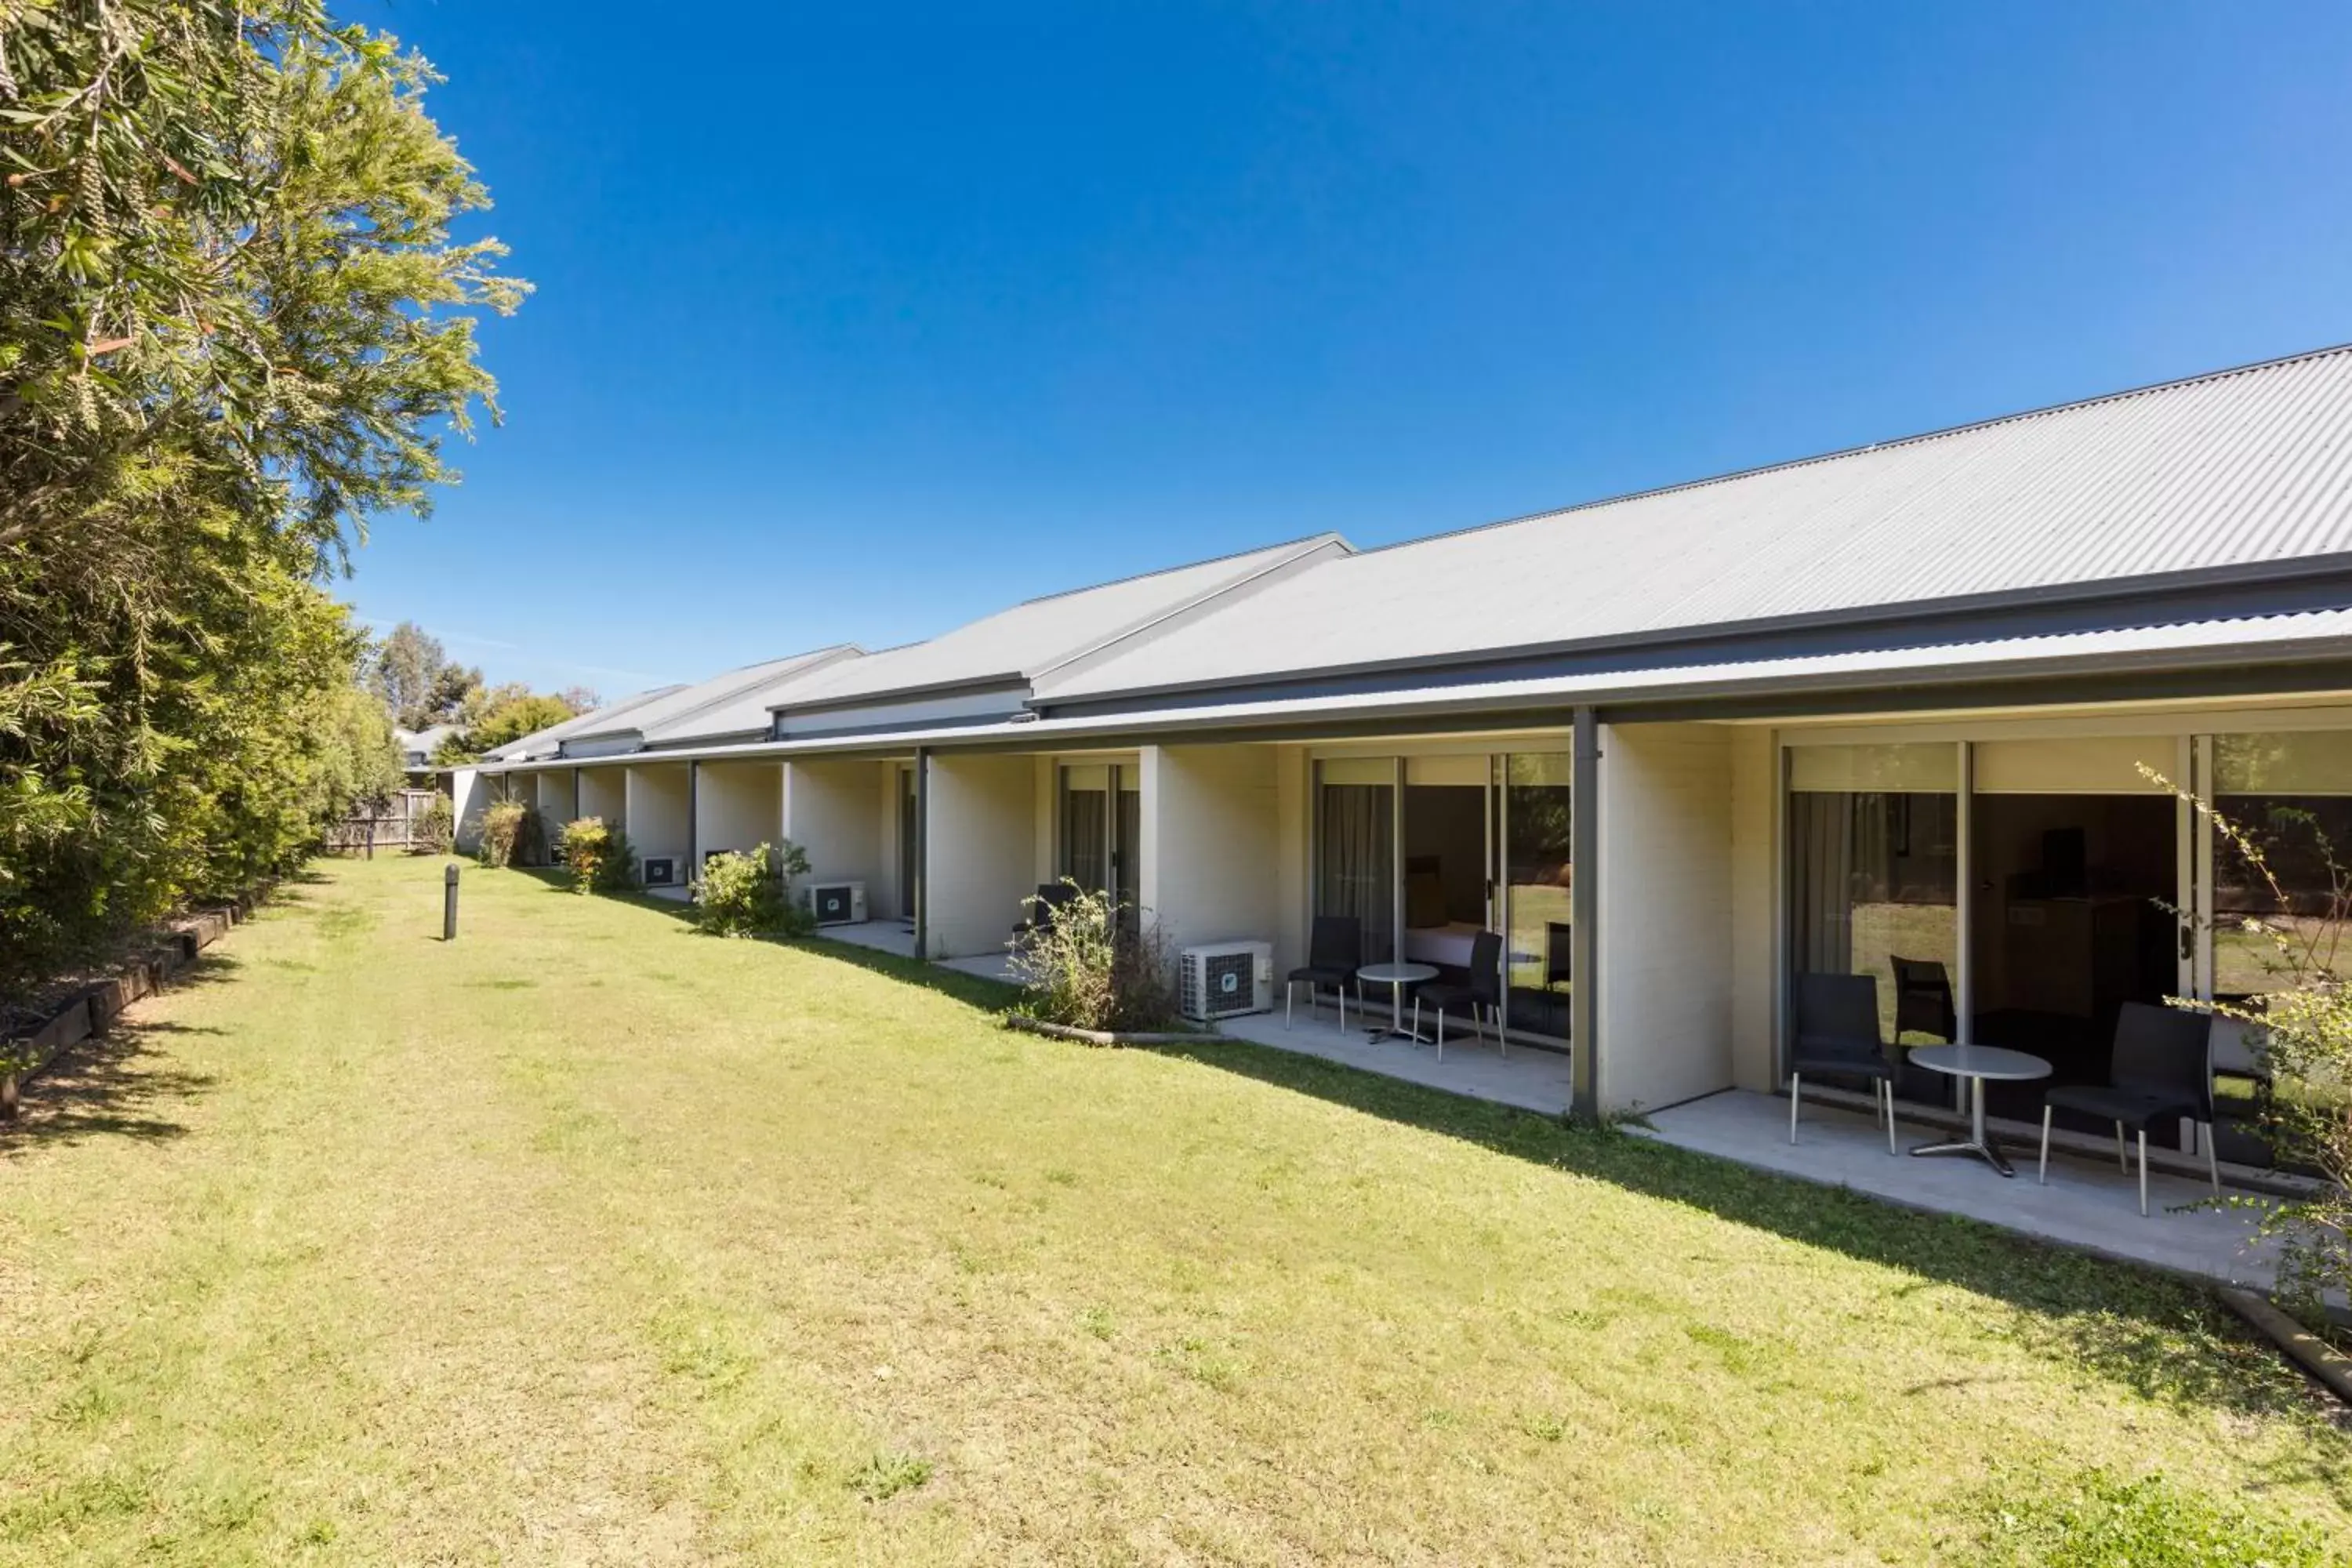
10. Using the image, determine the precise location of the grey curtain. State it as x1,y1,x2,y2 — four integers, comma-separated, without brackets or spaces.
1318,783,1395,966
1062,789,1109,895
1788,792,1857,978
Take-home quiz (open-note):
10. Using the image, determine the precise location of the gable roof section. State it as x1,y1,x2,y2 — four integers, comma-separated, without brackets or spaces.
775,535,1348,712
1039,344,2352,705
481,684,686,763
572,645,861,749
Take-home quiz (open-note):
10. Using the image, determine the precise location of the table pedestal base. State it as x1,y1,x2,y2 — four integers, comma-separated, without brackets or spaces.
1908,1072,2016,1176
1909,1134,2016,1178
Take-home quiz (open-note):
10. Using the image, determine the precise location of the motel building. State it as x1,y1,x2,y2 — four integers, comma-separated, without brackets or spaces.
456,345,2352,1290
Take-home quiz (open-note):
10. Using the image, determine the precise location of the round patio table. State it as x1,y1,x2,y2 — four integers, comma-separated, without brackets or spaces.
1356,961,1439,1044
1907,1044,2051,1178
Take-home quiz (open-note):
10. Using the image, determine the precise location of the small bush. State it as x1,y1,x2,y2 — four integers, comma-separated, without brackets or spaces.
561,816,636,893
1010,880,1179,1033
477,799,534,869
412,793,455,855
691,840,814,938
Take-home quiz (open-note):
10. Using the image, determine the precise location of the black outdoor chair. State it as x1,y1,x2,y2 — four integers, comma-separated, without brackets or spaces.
1414,929,1504,1062
2037,1000,2216,1215
1014,882,1080,942
1789,972,1899,1155
1888,955,1955,1044
1285,916,1363,1030
1544,920,1573,992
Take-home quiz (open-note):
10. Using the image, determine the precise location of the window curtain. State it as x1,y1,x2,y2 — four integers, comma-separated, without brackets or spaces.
1062,789,1109,895
1317,782,1395,967
1788,791,1860,978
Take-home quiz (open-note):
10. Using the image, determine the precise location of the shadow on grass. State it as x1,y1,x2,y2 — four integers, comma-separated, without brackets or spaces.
1139,1036,2352,1484
3,1022,218,1152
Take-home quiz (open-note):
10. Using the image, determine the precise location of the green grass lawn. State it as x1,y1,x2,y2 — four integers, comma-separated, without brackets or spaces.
2,858,2347,1565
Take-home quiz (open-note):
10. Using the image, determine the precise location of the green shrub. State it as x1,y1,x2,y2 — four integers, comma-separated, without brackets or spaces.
1009,880,1179,1033
413,794,455,855
477,799,533,869
1965,1468,2333,1568
561,816,634,894
691,840,814,938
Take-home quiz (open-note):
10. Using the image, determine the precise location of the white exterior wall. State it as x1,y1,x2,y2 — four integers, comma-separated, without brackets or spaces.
534,770,580,831
1140,744,1283,958
695,760,782,858
784,759,887,909
578,766,628,833
926,752,1036,960
1273,745,1310,979
452,767,491,853
1594,721,1735,1116
1729,727,1778,1092
623,762,692,867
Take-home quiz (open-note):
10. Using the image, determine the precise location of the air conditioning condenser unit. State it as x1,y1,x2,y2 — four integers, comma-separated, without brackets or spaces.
1180,940,1273,1023
641,854,683,887
809,880,867,927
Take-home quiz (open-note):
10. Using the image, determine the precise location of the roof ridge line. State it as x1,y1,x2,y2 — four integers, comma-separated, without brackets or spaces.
1351,339,2352,558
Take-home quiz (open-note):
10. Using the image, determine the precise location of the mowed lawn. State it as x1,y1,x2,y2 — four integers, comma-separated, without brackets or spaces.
2,859,2347,1565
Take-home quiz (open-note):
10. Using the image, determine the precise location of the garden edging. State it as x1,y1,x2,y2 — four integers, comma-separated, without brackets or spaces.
1004,1013,1208,1047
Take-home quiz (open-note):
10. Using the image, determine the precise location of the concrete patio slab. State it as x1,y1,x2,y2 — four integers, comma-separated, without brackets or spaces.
815,920,1019,984
1634,1090,2282,1290
1214,1007,1572,1116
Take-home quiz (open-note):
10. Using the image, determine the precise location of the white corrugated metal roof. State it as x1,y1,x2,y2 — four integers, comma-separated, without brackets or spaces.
777,535,1345,708
474,608,2352,771
587,645,858,746
481,684,685,761
1040,346,2352,702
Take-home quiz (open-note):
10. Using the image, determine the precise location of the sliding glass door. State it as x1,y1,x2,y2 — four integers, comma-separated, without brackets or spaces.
1058,761,1142,917
1312,750,1574,1044
1785,743,1960,1105
1316,760,1396,968
1502,753,1574,1043
1059,764,1112,895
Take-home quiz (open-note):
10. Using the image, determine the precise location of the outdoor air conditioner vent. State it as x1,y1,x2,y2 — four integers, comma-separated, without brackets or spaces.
1180,941,1274,1023
641,854,683,887
809,880,867,927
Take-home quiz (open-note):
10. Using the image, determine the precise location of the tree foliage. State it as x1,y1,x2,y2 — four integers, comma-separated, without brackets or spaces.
0,1,522,997
431,684,586,764
368,620,478,730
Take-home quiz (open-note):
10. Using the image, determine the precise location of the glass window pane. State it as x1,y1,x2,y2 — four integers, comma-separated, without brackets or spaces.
1060,771,1109,895
2213,731,2352,993
1316,769,1394,967
1788,742,1958,793
1787,787,1959,1054
1504,752,1573,1040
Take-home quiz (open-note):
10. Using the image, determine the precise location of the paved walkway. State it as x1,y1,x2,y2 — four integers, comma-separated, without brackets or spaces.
815,920,1019,983
1633,1090,2282,1290
1214,1006,1572,1115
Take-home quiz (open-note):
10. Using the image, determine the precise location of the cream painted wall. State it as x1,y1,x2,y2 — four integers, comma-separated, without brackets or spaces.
623,763,692,866
695,760,782,858
926,753,1037,960
578,767,627,833
533,770,579,829
1728,727,1777,1093
785,758,887,909
1274,745,1309,979
1033,754,1057,887
1595,721,1735,1115
1139,744,1283,957
452,768,490,852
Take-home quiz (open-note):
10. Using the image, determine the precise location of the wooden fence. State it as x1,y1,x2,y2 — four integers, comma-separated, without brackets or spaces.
327,789,447,857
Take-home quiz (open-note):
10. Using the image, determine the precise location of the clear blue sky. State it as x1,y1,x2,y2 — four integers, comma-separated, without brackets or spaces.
340,1,2352,698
